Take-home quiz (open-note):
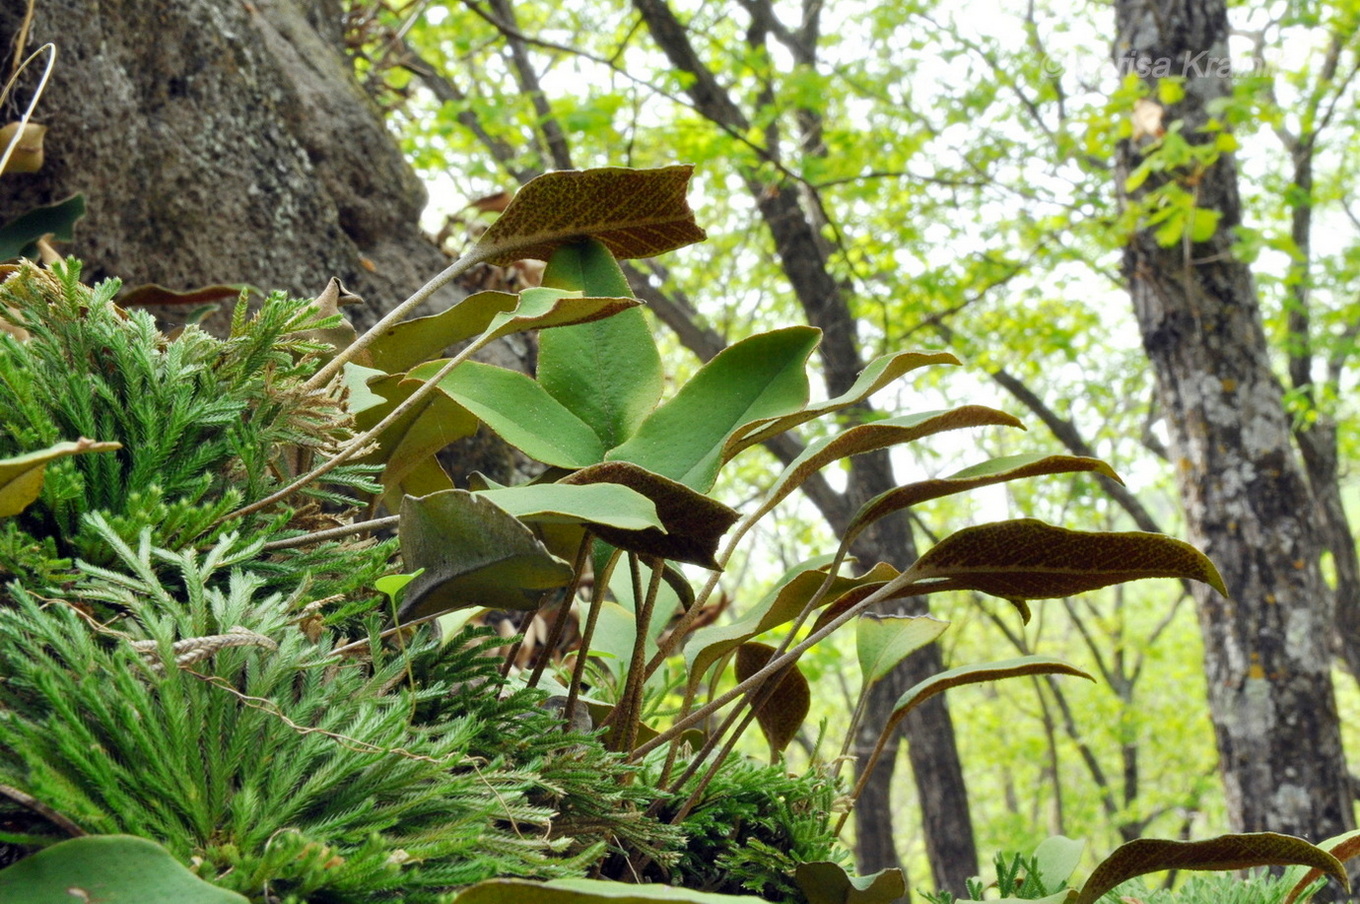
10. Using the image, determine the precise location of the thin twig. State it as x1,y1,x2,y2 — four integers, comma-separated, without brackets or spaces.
0,783,86,838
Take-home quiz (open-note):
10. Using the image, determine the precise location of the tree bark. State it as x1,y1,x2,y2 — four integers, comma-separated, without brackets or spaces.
1113,0,1354,863
0,0,455,330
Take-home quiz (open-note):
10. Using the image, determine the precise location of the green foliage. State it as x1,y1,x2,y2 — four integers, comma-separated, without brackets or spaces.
0,166,1256,904
0,835,248,904
1092,871,1322,904
0,259,378,573
0,523,676,901
637,754,843,902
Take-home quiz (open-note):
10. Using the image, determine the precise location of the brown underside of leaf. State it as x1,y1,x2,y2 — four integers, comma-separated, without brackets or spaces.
1077,833,1349,904
908,519,1227,600
561,461,738,569
474,166,707,266
735,641,811,758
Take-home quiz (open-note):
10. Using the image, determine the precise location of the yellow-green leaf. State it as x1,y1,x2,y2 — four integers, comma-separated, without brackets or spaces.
856,615,950,687
0,439,121,518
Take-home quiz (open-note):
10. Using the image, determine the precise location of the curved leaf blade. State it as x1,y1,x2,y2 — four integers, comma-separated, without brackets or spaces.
736,642,811,759
365,290,519,375
0,834,249,903
397,490,574,619
477,482,664,532
607,327,820,490
0,438,121,518
889,656,1094,737
1284,830,1360,904
756,407,1025,528
561,461,738,568
727,350,962,457
409,360,606,468
856,614,950,687
794,862,908,904
905,519,1228,601
483,286,638,342
0,194,85,262
847,455,1122,549
1076,833,1349,904
473,165,708,266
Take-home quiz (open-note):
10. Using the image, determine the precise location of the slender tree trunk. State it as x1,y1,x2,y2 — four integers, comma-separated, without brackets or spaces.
749,176,977,898
623,0,979,891
1113,0,1354,862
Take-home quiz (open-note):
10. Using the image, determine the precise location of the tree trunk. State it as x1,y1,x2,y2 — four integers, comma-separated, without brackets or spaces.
0,0,453,329
749,177,977,899
622,0,980,891
0,0,533,484
1113,0,1354,861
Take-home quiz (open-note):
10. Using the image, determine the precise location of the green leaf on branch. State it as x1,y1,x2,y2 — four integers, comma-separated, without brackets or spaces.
364,290,519,374
794,862,908,904
902,519,1228,605
397,490,574,620
539,239,664,449
856,614,950,687
0,835,249,903
1075,833,1349,904
482,286,638,342
847,455,1121,549
607,327,821,490
736,641,811,758
477,482,664,532
473,165,708,265
410,360,605,468
726,350,962,457
560,461,738,568
1189,207,1222,242
0,438,121,518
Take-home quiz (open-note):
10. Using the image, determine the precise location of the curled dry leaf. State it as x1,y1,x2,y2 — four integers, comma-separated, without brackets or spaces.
0,122,46,174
